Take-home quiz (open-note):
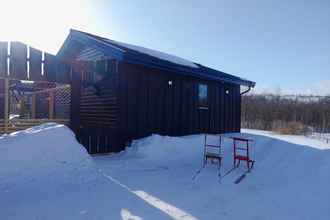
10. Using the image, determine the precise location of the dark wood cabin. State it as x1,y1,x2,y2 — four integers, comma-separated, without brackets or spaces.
57,30,255,154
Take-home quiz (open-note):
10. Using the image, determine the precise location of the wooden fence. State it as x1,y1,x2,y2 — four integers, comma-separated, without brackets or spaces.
0,119,4,134
1,118,70,134
0,41,71,83
0,41,72,135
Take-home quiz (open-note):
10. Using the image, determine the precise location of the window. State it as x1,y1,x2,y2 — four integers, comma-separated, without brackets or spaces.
198,84,208,108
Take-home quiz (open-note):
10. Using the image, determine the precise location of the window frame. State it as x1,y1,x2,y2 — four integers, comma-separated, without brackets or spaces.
198,83,208,109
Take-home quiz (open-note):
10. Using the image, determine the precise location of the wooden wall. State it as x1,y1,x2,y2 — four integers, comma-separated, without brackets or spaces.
74,60,242,154
118,62,241,142
75,60,124,153
79,82,118,128
0,79,4,119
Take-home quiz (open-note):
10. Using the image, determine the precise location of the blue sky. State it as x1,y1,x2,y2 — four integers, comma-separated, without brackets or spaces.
1,0,329,95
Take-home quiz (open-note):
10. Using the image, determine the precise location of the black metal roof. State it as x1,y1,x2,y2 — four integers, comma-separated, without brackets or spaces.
57,29,255,87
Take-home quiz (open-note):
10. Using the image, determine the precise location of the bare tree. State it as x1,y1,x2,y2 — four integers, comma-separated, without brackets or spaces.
242,94,330,133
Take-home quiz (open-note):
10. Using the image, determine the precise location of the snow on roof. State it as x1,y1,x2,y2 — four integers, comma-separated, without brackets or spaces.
104,39,199,68
58,30,255,87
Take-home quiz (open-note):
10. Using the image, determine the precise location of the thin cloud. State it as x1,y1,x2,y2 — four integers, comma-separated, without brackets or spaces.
252,80,330,96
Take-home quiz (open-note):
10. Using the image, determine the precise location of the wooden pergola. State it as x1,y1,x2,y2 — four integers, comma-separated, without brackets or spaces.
0,41,72,134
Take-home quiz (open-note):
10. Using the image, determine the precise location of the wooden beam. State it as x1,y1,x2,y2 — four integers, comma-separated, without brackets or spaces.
70,64,82,133
31,94,36,118
49,91,54,119
4,78,9,133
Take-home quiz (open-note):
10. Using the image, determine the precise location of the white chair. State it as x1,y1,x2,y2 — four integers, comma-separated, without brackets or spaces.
203,134,223,173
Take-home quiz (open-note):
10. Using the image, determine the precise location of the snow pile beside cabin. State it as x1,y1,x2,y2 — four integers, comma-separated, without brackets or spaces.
97,130,330,220
0,124,174,220
0,124,96,219
0,123,90,176
1,124,330,219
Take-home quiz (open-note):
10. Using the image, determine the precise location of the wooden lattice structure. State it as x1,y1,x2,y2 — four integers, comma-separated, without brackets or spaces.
0,41,71,134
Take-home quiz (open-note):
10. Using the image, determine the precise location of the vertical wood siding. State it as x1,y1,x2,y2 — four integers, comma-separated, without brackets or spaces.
29,47,43,81
76,60,124,153
118,62,241,142
9,42,28,80
0,79,4,118
76,60,241,154
0,42,8,77
0,41,71,83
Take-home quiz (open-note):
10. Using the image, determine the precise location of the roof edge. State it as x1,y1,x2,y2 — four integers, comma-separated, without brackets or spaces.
57,29,256,87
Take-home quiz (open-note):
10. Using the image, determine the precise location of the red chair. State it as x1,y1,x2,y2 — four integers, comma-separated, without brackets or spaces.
231,137,255,171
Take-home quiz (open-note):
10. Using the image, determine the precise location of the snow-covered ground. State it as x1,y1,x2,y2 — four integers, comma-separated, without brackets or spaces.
308,132,330,144
1,124,330,220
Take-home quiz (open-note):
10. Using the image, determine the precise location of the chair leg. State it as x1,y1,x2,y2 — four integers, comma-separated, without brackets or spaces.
249,160,255,170
234,158,238,168
218,158,222,177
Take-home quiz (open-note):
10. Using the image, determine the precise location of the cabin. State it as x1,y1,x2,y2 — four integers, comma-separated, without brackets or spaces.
56,30,255,153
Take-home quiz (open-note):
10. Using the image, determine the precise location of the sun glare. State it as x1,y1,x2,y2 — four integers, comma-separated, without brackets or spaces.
0,0,90,54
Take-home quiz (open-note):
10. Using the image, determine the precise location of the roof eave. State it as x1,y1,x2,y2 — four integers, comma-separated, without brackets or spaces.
57,29,256,87
123,53,255,87
57,29,124,62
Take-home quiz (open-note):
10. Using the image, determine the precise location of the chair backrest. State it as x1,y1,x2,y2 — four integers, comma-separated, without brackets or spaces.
204,134,222,156
232,137,253,158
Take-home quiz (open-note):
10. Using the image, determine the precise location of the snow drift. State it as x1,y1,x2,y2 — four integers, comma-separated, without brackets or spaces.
0,123,90,179
1,124,330,220
97,130,330,220
0,124,99,220
0,124,187,220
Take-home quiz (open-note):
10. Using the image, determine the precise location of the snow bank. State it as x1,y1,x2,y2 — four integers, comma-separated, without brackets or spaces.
97,131,330,220
0,124,181,220
125,134,204,167
2,125,330,219
0,124,97,220
0,123,90,179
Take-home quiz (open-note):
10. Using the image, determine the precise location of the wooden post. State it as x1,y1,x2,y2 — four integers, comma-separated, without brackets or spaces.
70,64,82,134
31,94,36,118
49,91,54,119
19,99,24,117
4,78,9,133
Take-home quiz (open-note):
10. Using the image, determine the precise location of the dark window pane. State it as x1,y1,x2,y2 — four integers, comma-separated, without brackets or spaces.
198,84,208,107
